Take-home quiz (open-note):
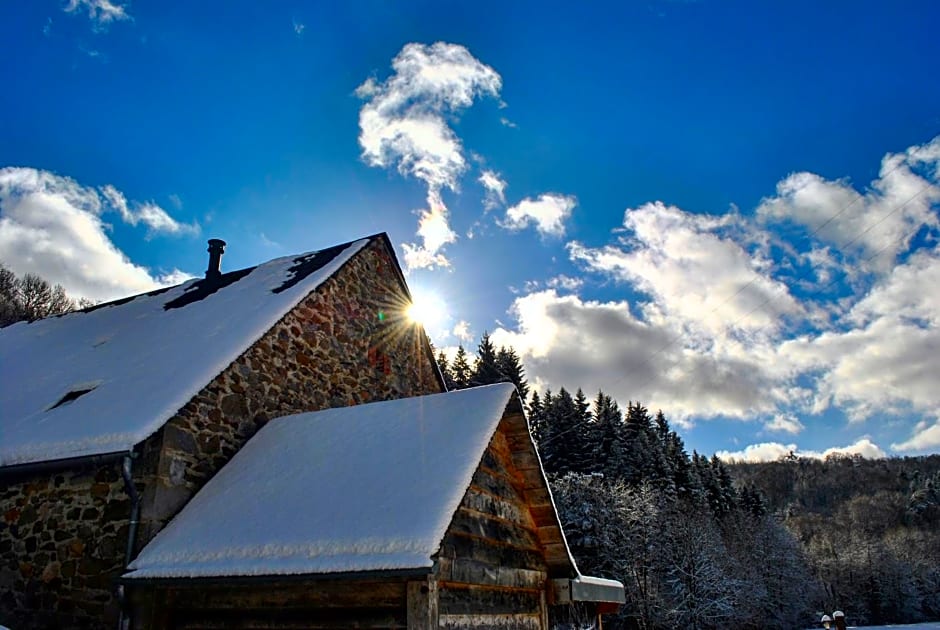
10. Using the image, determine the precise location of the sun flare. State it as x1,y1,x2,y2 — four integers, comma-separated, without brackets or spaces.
407,292,446,330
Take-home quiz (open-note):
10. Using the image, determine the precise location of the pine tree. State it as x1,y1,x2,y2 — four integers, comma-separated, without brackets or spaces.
571,388,598,474
436,350,455,390
470,332,503,386
450,345,471,389
546,388,581,476
593,391,622,475
528,391,546,445
496,346,529,400
536,389,557,472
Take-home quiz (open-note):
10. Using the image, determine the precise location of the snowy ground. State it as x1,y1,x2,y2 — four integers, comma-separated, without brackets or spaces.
832,624,940,630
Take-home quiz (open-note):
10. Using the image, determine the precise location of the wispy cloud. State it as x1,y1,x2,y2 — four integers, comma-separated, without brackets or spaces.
78,43,107,61
259,232,281,249
892,420,940,453
401,191,457,270
357,42,502,270
764,414,805,435
452,320,473,343
292,19,305,36
758,137,940,271
0,167,195,301
100,185,199,236
64,0,131,30
478,169,507,210
501,193,576,237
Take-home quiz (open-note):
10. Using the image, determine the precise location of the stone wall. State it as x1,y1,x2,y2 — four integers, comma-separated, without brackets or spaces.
1,237,444,630
137,237,444,544
0,461,130,629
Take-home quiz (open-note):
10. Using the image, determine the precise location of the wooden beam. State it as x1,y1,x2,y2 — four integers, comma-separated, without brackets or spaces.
168,607,407,629
406,579,438,630
439,613,541,629
436,558,546,590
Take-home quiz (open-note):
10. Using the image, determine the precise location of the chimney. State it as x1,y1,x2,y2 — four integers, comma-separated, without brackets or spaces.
205,239,226,280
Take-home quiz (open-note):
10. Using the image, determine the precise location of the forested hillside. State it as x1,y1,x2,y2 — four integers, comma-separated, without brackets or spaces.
729,455,940,625
439,334,940,629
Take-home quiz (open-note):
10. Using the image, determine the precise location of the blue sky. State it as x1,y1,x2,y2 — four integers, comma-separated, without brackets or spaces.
2,0,939,460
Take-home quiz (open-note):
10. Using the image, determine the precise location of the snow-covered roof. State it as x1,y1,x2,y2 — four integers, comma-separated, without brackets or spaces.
124,384,518,579
0,237,372,467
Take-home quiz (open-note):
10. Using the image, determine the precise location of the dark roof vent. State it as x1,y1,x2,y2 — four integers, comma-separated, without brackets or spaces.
48,382,101,411
206,239,227,280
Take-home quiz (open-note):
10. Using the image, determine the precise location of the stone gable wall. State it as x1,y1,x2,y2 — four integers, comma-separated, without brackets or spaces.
0,238,444,630
137,238,443,544
0,461,129,629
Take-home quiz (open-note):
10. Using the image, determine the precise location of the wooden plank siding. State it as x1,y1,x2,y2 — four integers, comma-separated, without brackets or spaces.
147,580,409,630
500,414,573,572
434,421,553,629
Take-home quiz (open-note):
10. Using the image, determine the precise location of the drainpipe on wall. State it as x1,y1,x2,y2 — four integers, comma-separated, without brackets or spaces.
117,454,141,630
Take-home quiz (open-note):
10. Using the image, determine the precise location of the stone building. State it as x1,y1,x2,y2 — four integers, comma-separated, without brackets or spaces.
0,234,623,630
122,384,624,630
0,234,444,629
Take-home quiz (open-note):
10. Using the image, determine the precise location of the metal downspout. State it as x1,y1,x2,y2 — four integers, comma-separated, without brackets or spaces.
117,454,140,630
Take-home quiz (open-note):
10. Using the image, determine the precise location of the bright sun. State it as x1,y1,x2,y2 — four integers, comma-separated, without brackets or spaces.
407,292,446,329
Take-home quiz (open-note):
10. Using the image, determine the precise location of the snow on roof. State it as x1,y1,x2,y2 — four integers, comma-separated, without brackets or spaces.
124,383,518,579
0,238,371,467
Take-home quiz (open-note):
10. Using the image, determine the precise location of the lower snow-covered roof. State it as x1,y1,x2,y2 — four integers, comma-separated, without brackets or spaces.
0,237,371,467
124,384,518,579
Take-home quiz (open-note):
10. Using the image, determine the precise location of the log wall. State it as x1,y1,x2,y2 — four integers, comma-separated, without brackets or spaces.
435,424,550,630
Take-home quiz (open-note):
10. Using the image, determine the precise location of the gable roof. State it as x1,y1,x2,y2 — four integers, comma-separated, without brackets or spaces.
123,384,573,580
0,236,379,468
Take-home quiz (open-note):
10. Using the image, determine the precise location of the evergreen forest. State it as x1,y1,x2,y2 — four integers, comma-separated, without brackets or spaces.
438,334,940,630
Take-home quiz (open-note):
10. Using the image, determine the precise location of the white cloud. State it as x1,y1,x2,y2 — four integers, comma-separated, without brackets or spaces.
764,414,805,435
292,19,305,36
501,193,576,237
401,191,457,270
490,137,939,441
100,185,199,236
478,170,506,210
569,201,803,338
716,438,886,462
546,274,583,292
715,442,796,463
499,117,517,129
452,320,473,343
357,42,501,270
892,420,940,453
64,0,130,28
0,167,195,302
757,136,940,270
490,290,793,424
781,244,940,422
